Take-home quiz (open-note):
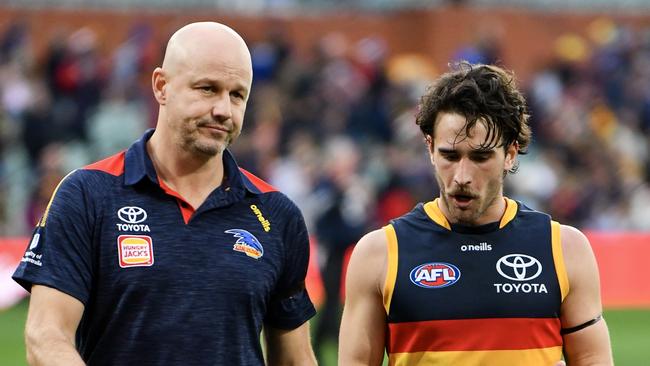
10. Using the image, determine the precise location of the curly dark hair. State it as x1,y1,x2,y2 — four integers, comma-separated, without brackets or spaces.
415,62,531,172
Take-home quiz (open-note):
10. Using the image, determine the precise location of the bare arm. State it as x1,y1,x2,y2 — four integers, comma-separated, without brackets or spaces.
339,229,388,366
264,322,316,366
560,225,613,365
25,285,85,366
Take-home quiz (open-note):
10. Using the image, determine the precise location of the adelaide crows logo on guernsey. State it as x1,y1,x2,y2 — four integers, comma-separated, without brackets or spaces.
226,229,264,259
409,262,461,289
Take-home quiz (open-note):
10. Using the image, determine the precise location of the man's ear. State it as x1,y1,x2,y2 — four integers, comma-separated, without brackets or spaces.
152,67,167,105
426,135,435,166
504,141,518,171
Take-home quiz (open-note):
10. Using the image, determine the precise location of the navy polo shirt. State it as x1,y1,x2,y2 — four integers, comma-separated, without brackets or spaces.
13,129,316,365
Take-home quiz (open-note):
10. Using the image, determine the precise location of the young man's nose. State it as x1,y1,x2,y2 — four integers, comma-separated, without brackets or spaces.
453,158,473,186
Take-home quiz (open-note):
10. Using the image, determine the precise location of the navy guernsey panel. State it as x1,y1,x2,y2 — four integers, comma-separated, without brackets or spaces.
383,198,568,365
13,129,316,366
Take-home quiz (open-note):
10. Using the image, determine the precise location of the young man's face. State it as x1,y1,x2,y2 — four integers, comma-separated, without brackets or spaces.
430,112,517,225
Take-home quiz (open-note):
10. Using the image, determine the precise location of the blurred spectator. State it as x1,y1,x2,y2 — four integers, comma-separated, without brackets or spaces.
87,84,147,160
25,144,65,229
311,136,373,362
453,20,504,65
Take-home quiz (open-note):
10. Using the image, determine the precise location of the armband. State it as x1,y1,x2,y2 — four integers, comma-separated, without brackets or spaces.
560,314,603,335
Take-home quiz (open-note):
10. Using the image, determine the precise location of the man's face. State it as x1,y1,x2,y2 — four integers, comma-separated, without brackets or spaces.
430,112,516,225
161,47,252,157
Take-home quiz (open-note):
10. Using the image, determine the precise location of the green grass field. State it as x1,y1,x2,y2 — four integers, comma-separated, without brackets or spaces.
1,300,647,365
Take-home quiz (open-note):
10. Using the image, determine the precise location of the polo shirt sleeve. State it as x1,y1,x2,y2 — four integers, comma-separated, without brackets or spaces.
265,197,316,330
12,170,95,305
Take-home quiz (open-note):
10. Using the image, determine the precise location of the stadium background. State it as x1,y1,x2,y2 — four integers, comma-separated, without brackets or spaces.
0,0,649,364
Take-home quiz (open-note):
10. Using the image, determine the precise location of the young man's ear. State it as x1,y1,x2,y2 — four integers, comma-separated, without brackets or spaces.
426,135,436,165
504,142,518,172
152,67,167,105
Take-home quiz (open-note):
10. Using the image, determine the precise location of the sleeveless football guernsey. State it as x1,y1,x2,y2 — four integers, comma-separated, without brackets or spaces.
383,198,569,365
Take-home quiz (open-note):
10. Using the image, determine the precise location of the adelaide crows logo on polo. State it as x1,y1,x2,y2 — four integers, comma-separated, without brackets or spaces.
226,229,264,259
409,262,461,289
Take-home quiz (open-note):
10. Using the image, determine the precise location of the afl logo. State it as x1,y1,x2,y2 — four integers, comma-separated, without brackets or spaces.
496,254,542,281
118,206,147,224
409,262,461,289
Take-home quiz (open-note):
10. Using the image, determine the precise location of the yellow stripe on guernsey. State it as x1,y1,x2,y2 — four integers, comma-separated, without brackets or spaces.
389,346,563,366
38,170,78,227
423,197,518,230
499,198,518,228
383,224,399,314
423,199,451,230
551,220,569,301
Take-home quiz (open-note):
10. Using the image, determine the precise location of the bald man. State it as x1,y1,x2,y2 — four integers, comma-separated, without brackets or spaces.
13,22,317,366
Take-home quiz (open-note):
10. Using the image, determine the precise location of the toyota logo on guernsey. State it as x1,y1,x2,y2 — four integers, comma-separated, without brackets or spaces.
409,262,461,289
116,206,151,232
118,207,147,224
494,254,548,294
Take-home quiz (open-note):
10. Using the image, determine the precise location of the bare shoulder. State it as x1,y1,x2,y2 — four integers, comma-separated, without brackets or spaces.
347,228,389,294
559,225,596,272
352,228,389,260
559,224,591,252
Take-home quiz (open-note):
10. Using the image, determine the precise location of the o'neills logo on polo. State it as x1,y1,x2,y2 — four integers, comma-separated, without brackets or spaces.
118,235,154,268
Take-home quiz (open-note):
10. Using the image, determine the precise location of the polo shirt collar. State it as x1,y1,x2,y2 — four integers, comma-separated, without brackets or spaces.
123,129,259,196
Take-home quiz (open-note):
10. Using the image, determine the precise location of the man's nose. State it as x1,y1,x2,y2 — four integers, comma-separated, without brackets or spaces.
453,157,472,186
212,92,232,121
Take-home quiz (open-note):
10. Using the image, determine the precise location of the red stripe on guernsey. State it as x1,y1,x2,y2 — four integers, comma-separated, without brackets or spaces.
388,318,562,353
84,151,126,176
239,168,277,193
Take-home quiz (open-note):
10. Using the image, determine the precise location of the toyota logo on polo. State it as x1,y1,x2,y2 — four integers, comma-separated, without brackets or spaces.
118,206,148,224
496,254,542,281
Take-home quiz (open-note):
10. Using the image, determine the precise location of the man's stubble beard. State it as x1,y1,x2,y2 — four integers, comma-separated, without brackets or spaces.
180,121,237,157
436,173,503,226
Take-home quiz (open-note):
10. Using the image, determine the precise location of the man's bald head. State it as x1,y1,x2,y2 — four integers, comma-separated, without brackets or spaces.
150,22,254,157
161,22,252,83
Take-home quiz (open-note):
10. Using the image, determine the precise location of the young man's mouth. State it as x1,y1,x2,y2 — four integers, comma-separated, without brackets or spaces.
450,193,476,208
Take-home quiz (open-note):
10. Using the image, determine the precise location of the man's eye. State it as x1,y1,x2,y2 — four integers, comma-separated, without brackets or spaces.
442,154,459,161
472,155,490,162
198,86,214,93
231,92,244,100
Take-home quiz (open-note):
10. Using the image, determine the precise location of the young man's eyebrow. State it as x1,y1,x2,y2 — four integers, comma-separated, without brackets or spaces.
437,147,457,153
470,148,495,154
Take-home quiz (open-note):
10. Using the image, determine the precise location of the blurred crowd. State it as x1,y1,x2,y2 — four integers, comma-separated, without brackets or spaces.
0,15,649,362
0,17,648,245
516,21,650,231
0,19,650,246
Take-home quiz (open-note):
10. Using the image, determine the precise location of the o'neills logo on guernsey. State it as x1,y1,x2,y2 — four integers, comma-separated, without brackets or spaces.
118,235,154,268
461,242,492,252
